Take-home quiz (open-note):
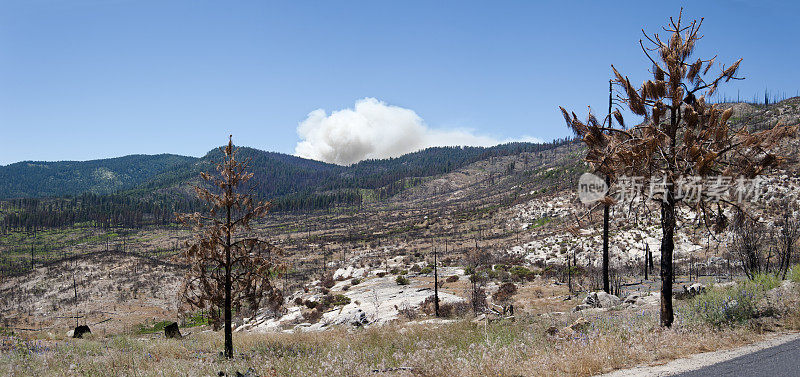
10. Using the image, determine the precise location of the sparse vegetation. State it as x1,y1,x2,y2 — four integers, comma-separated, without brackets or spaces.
3,300,797,376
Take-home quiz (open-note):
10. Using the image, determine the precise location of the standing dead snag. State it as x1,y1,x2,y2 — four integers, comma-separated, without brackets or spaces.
561,10,795,327
177,135,284,359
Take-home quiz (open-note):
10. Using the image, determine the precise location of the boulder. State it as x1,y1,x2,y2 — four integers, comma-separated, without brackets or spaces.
623,293,656,306
623,294,640,304
572,304,593,312
333,266,353,280
164,322,182,339
351,309,370,327
583,292,621,308
674,283,707,300
72,325,91,339
567,317,591,332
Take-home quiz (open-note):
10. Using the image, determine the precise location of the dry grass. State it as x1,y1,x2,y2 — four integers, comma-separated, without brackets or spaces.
0,304,767,377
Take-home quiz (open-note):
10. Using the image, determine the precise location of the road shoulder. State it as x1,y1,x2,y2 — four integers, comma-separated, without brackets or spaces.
597,331,800,377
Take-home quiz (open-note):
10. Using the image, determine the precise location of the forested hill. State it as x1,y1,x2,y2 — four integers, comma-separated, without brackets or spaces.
0,140,571,205
0,140,572,231
138,141,572,209
0,154,196,199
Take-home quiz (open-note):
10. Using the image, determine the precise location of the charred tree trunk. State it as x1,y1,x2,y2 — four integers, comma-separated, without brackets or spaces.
643,244,649,280
603,177,610,294
434,247,440,317
224,197,233,359
603,80,612,294
660,192,676,328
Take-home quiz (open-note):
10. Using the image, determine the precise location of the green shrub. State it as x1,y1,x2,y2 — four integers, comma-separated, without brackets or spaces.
750,273,781,291
331,294,351,306
420,266,433,274
396,275,410,286
136,320,173,334
688,278,774,328
510,266,535,281
788,264,800,283
351,278,361,286
183,311,209,327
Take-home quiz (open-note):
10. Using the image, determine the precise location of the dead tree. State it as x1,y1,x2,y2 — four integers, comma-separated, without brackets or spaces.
731,210,764,279
775,199,799,279
560,10,795,327
177,136,285,359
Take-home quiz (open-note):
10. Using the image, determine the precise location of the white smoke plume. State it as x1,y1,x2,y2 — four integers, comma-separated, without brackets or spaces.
294,98,540,165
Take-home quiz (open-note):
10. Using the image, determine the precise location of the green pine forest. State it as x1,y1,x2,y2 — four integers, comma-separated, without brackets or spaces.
0,140,571,234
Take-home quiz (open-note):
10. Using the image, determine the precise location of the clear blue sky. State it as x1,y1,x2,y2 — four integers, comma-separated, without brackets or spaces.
1,0,798,165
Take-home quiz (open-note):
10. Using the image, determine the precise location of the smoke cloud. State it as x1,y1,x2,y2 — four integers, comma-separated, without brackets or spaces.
294,98,540,165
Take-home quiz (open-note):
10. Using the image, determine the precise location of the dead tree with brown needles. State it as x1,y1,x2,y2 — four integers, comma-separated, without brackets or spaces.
560,10,795,327
177,136,284,358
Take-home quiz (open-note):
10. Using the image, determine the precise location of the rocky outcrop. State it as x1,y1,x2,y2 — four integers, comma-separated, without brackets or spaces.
674,283,707,300
238,267,467,333
578,291,621,310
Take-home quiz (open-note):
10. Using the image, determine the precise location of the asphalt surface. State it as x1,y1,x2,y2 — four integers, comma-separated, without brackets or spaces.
676,336,800,377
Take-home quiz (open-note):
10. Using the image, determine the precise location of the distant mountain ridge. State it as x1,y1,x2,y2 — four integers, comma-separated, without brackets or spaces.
0,141,571,203
0,154,197,199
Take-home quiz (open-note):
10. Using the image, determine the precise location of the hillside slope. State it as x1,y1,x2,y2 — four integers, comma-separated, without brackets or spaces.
0,154,196,199
0,141,570,205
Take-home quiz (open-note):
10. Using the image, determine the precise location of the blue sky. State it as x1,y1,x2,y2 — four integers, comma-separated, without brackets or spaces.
1,0,799,165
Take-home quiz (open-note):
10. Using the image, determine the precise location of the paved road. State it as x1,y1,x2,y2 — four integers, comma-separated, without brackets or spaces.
676,336,800,377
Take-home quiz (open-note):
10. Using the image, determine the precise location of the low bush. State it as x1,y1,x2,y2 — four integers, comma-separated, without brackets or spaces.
689,287,755,327
688,274,779,328
396,275,410,286
136,320,173,334
446,275,459,283
420,266,433,274
750,273,781,291
302,308,322,323
493,282,517,303
398,305,419,320
419,296,470,318
330,294,351,306
510,266,535,281
788,264,800,284
321,274,336,289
